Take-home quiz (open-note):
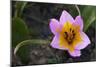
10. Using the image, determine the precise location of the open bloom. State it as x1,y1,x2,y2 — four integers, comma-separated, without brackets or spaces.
49,10,91,57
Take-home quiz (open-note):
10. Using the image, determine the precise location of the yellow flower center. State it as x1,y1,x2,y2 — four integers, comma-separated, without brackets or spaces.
59,21,82,52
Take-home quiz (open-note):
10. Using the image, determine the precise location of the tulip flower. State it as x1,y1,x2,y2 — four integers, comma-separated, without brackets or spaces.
49,10,91,57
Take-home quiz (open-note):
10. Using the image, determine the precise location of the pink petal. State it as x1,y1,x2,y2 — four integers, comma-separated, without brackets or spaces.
75,16,83,30
60,10,74,25
49,19,60,35
68,49,81,57
75,32,91,50
50,35,67,50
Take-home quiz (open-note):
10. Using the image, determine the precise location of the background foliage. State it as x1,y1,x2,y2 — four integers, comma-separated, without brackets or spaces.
12,1,96,66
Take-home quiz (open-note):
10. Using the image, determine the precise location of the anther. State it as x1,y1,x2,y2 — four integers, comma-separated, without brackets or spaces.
72,30,74,33
64,32,68,39
70,28,72,32
73,33,75,36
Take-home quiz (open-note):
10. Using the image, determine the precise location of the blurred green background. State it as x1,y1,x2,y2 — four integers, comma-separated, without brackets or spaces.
11,1,96,66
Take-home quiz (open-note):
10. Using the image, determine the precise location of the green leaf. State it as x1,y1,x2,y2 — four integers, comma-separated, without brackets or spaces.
12,17,29,64
14,39,50,54
14,39,50,64
14,1,27,18
12,17,29,47
81,6,96,32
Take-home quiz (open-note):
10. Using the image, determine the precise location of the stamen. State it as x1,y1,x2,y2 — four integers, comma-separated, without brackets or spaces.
64,32,68,39
73,33,75,36
64,28,76,44
70,28,72,32
72,30,74,33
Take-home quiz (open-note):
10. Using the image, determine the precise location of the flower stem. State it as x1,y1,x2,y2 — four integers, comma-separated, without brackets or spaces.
75,5,81,16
